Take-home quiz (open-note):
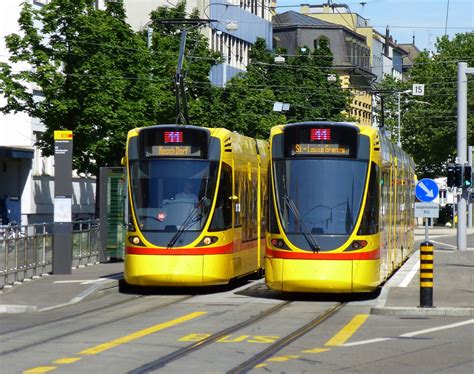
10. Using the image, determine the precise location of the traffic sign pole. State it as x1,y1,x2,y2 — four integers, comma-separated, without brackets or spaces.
415,178,439,253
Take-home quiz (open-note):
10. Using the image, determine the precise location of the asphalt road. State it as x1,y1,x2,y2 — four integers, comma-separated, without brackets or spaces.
0,230,472,374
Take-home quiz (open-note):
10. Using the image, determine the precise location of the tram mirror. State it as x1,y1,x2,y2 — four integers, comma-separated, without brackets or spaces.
120,157,125,166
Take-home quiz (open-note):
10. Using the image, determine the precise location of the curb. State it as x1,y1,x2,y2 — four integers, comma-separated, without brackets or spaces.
0,304,38,314
38,277,122,312
370,306,474,317
0,276,123,314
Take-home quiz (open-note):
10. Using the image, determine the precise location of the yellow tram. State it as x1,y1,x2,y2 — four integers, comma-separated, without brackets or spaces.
265,122,416,293
123,125,268,286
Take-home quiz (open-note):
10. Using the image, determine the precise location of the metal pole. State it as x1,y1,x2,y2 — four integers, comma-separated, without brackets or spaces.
397,92,401,147
424,218,429,242
456,62,473,250
468,145,473,229
99,167,109,263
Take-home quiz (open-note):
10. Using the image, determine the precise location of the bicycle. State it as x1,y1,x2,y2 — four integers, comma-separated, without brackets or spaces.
1,221,25,239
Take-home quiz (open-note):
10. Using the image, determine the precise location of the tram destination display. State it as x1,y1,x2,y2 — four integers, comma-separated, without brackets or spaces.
284,125,357,158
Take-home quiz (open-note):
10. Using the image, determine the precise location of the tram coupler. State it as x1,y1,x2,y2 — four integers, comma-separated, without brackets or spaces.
419,241,434,308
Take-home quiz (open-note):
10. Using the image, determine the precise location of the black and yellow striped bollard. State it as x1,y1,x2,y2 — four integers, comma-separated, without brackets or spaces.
420,241,434,308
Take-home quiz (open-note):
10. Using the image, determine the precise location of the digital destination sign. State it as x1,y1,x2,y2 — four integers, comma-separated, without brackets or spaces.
310,128,331,141
164,131,183,143
135,126,210,160
146,145,201,157
291,143,350,156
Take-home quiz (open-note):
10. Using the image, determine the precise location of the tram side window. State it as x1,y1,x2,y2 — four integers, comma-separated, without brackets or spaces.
381,166,390,230
209,164,232,231
268,168,279,234
234,171,242,227
260,172,267,238
358,162,380,235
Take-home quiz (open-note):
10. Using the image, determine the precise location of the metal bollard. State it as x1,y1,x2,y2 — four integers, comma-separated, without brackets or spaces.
420,241,434,308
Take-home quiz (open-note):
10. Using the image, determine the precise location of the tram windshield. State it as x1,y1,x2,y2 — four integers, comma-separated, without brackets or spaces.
130,159,218,233
273,159,367,235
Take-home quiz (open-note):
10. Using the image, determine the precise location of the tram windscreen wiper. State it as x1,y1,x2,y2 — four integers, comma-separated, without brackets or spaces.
167,199,205,249
281,175,320,253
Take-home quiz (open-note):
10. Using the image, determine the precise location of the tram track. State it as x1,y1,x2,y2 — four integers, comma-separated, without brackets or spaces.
128,301,293,374
0,295,193,356
128,301,345,374
227,302,345,374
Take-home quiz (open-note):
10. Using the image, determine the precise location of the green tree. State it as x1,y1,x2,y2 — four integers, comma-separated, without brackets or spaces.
377,33,474,177
214,38,350,138
0,0,154,176
272,38,349,123
372,75,409,141
146,1,221,125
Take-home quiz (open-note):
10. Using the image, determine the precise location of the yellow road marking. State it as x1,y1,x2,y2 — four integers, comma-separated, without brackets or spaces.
267,355,300,362
255,363,267,368
79,311,207,355
303,347,331,354
325,314,368,346
179,333,212,342
218,335,250,343
52,358,81,364
23,367,57,373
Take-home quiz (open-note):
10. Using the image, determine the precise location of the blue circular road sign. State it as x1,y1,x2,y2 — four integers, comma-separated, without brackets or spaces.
415,178,439,202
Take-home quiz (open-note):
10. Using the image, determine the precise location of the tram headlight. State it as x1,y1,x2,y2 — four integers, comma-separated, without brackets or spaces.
129,236,142,245
350,240,368,250
198,236,218,246
271,238,289,249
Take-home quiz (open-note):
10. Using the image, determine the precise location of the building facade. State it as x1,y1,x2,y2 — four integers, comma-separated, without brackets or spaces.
273,11,375,125
0,0,95,225
300,3,412,128
123,0,273,86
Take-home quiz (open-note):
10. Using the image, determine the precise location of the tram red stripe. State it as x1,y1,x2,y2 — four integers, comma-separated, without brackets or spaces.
126,243,233,255
265,247,380,260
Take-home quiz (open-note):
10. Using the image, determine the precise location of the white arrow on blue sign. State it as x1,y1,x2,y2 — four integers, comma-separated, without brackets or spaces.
415,178,439,203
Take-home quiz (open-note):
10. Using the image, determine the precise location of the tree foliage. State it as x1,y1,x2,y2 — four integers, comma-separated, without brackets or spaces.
376,33,474,178
0,0,352,171
0,0,158,175
212,38,350,139
146,1,221,125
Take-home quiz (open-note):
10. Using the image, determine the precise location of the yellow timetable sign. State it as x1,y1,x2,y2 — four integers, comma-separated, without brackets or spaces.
54,130,73,140
292,143,349,156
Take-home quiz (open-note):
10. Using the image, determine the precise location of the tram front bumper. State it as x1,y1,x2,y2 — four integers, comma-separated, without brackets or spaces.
124,254,233,287
265,257,379,293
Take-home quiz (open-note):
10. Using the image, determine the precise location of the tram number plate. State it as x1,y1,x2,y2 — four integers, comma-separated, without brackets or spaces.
414,202,439,218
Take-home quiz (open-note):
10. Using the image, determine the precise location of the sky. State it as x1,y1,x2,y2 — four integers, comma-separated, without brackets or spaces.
275,0,473,52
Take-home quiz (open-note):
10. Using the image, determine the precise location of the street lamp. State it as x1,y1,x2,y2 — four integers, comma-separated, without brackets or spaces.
397,89,411,148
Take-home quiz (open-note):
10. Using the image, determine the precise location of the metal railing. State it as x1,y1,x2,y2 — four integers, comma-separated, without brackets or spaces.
0,220,100,289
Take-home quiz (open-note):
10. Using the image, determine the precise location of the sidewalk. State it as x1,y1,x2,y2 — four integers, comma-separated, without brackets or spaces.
0,262,123,313
372,226,474,316
414,226,474,237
